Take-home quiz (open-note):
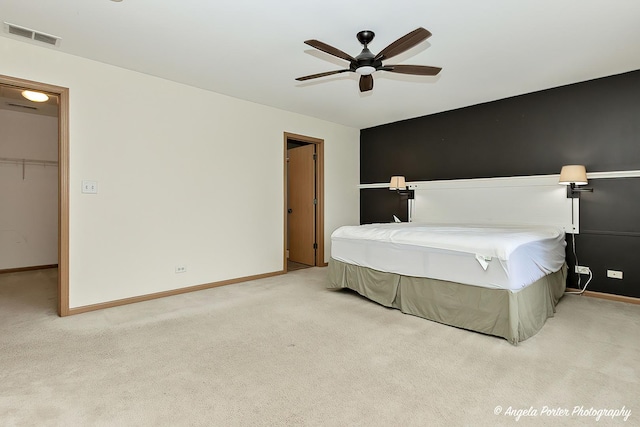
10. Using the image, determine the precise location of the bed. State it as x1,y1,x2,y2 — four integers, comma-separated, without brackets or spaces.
328,175,574,344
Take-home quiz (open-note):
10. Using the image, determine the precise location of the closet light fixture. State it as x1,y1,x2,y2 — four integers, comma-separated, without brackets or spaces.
559,165,593,198
21,90,49,102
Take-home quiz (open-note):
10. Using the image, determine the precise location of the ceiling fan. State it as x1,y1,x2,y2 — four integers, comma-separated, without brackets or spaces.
296,27,442,92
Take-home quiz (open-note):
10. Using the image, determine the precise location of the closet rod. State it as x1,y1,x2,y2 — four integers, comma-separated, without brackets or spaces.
0,156,58,167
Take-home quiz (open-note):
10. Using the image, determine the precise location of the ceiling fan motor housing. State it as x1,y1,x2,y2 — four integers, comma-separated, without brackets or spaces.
352,47,382,73
352,31,381,73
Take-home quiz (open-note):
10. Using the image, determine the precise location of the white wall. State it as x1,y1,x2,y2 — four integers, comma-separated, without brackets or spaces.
0,110,58,269
0,36,360,308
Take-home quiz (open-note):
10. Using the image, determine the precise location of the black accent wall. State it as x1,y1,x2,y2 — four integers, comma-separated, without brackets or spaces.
360,69,640,298
360,188,410,224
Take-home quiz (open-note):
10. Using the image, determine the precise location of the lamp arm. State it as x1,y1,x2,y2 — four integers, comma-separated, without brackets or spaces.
567,182,593,198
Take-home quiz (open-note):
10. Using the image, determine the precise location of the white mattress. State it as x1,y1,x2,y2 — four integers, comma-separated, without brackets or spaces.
330,223,567,291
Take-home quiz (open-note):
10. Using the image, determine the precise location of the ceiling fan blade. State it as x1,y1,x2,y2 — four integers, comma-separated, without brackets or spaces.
386,65,442,76
304,40,356,62
374,27,432,61
359,75,373,92
296,69,351,81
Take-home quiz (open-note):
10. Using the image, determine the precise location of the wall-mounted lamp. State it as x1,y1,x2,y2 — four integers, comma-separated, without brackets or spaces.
559,165,593,198
389,176,415,222
389,176,414,199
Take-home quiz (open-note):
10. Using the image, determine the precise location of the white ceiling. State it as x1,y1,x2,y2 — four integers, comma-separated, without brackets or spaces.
2,0,640,129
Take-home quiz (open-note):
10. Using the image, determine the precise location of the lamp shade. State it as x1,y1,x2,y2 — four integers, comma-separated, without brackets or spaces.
389,176,406,190
559,165,588,185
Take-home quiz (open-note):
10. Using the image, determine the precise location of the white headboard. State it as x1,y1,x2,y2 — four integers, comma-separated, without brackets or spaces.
410,175,579,233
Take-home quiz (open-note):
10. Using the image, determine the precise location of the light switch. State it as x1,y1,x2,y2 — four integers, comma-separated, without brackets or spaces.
82,180,98,194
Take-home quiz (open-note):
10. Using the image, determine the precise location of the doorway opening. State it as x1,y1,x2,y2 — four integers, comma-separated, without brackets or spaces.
0,74,70,316
284,132,324,273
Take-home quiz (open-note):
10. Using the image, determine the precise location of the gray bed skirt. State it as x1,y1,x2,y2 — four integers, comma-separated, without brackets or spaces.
327,259,567,345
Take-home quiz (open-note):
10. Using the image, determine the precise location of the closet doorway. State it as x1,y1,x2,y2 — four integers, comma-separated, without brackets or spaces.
284,132,324,272
0,74,69,316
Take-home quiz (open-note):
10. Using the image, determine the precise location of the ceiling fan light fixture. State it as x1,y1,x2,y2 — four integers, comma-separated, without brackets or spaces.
355,66,376,75
21,90,49,102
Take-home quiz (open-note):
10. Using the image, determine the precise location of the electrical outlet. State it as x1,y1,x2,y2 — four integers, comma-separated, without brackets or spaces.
607,270,623,279
82,180,98,194
175,265,187,274
575,266,591,274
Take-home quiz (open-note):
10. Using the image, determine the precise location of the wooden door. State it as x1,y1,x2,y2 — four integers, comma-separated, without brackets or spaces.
288,144,316,266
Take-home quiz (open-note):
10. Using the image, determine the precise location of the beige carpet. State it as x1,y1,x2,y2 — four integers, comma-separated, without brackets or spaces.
1,268,638,426
287,260,313,272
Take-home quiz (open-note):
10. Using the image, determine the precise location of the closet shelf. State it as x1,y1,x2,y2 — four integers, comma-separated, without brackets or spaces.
0,156,58,167
0,157,58,179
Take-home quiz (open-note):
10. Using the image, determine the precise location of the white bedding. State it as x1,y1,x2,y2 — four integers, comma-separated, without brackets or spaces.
330,223,567,291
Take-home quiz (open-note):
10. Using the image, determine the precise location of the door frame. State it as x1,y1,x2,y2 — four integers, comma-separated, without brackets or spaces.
283,132,324,272
0,74,70,316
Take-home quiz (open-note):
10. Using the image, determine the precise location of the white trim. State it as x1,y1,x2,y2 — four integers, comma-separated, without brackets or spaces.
358,170,640,189
411,174,558,190
359,182,393,189
587,170,640,179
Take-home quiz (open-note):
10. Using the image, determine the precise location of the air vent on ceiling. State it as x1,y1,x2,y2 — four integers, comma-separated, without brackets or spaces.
6,103,38,110
3,22,61,46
